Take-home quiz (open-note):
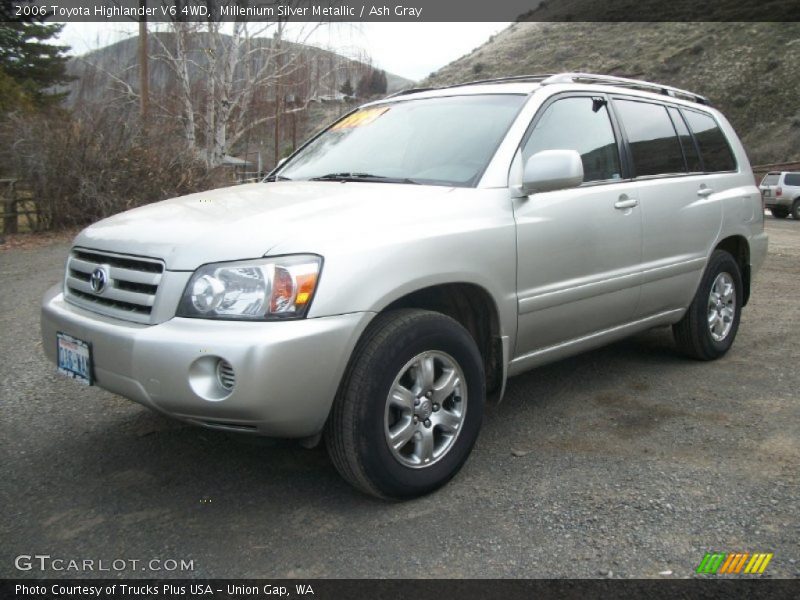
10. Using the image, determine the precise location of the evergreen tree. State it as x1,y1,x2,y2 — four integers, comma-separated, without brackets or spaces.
374,69,387,95
356,68,388,98
0,21,72,110
339,78,354,97
356,72,370,98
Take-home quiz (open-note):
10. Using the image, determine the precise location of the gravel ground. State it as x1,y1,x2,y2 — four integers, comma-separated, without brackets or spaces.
1,218,798,579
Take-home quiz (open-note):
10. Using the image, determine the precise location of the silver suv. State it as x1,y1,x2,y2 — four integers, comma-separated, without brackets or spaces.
760,171,800,219
41,73,768,498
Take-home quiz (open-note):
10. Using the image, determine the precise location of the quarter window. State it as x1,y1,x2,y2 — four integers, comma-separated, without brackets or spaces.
614,100,686,177
682,110,737,172
522,97,621,183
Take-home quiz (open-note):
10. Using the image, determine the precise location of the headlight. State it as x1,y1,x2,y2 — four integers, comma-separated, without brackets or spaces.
177,255,322,320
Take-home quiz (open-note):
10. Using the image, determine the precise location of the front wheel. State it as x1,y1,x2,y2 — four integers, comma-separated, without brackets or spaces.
325,309,485,499
673,250,743,360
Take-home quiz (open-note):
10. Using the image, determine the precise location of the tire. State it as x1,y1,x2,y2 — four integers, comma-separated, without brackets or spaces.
771,208,789,219
792,199,800,220
325,309,485,499
673,250,743,361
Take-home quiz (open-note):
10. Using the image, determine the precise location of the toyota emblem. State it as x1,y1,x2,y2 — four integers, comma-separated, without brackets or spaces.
90,266,109,294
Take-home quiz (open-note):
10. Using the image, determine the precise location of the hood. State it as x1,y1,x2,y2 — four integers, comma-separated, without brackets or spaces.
75,181,456,270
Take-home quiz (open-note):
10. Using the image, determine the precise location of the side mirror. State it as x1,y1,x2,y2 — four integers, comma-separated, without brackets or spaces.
521,149,584,195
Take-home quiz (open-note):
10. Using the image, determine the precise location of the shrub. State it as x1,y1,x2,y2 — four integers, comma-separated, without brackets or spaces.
1,104,228,230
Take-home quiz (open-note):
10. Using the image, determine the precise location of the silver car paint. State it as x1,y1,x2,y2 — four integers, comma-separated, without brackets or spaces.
41,81,768,437
42,285,374,436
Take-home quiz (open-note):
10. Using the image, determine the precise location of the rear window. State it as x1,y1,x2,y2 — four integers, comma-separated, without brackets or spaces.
783,173,800,186
615,99,686,176
682,110,737,172
761,173,780,186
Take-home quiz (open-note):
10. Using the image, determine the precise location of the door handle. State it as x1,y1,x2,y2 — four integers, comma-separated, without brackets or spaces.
697,186,714,197
614,197,639,209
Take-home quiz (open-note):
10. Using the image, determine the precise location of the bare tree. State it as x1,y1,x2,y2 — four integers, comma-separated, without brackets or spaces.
148,19,332,167
67,13,369,170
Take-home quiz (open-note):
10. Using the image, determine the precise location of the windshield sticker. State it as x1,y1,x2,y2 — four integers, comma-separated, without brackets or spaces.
331,107,390,131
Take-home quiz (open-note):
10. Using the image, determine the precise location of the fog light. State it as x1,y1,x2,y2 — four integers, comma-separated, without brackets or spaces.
188,356,235,401
216,359,235,391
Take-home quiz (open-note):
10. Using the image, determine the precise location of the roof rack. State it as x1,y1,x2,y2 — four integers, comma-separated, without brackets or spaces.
440,74,554,88
385,73,710,106
384,75,552,99
541,73,710,105
385,87,436,99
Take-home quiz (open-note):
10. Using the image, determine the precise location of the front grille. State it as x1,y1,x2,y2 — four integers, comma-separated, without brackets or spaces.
64,248,165,324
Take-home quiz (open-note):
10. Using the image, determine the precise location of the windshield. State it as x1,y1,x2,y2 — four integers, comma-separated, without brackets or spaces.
276,94,526,187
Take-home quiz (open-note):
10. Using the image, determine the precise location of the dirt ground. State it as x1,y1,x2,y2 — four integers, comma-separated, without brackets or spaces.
1,217,798,579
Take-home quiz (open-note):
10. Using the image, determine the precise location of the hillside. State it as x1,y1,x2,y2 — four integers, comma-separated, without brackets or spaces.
61,31,412,168
65,31,413,106
426,22,800,165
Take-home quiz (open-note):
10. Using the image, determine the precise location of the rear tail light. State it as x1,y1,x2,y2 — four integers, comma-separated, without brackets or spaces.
776,187,783,197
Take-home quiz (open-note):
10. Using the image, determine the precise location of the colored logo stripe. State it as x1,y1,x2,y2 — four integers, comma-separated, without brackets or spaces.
697,553,726,573
697,552,773,574
719,553,748,574
745,553,773,574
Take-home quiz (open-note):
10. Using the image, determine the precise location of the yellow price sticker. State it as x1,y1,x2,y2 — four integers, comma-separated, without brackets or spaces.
331,107,390,131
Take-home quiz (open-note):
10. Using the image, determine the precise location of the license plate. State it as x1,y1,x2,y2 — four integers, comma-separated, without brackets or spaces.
763,189,771,197
57,332,93,385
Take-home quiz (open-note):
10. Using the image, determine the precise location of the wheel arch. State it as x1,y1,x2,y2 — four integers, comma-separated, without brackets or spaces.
714,235,751,305
380,282,506,401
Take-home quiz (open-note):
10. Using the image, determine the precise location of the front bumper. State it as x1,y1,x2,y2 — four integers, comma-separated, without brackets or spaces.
41,285,373,437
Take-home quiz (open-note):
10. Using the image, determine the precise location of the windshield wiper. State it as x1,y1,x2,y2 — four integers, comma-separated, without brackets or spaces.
310,172,419,184
263,174,292,182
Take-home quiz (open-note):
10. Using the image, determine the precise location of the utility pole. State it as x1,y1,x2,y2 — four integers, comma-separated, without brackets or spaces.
291,110,296,152
138,0,149,128
273,27,283,167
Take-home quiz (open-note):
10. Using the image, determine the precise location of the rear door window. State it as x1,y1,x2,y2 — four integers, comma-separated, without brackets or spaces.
783,173,800,186
682,110,737,172
614,99,686,177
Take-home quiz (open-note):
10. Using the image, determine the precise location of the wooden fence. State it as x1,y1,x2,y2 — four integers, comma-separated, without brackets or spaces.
0,179,41,240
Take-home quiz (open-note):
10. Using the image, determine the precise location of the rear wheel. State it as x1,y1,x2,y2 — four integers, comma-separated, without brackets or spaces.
325,309,485,499
673,250,743,361
771,207,789,219
792,199,800,220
